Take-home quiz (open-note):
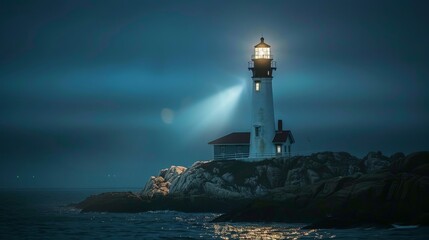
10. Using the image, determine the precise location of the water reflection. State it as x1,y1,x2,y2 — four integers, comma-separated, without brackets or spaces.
209,223,333,240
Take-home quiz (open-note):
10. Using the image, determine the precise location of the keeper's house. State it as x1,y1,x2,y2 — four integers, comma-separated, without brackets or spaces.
209,120,294,160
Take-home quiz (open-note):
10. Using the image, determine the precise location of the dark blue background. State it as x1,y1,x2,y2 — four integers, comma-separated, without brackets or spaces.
1,0,428,188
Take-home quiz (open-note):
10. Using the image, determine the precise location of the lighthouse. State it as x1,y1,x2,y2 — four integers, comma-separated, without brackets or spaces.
248,37,277,158
208,37,294,160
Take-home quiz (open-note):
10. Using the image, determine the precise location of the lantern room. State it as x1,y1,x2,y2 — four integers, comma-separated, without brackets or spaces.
248,37,276,78
254,37,271,59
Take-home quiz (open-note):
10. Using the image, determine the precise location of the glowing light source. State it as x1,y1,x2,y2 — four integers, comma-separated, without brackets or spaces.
255,47,270,59
255,81,260,91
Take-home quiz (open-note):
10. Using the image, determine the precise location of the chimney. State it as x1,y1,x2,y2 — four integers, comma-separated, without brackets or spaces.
277,120,283,132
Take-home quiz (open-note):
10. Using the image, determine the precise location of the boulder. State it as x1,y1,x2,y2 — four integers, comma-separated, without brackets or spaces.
391,151,429,174
140,166,187,197
362,151,391,173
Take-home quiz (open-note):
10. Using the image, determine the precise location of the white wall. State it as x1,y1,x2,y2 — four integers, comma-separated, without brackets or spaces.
249,77,276,158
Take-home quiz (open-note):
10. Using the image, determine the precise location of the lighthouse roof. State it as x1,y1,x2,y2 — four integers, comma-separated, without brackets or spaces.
208,130,294,145
272,130,295,144
254,37,271,48
208,132,250,145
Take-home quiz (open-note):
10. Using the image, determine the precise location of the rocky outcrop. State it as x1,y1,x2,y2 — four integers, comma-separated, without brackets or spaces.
140,152,396,199
74,150,429,229
140,166,186,197
213,152,429,228
72,191,251,213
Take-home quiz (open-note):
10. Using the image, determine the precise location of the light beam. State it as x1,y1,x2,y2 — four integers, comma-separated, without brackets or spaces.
176,83,244,139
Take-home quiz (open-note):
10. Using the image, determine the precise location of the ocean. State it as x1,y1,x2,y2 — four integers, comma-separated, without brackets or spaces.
0,189,428,239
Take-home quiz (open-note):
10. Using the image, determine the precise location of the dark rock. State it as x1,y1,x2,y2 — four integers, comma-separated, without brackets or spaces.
213,152,429,228
73,192,252,213
390,152,406,161
362,151,391,173
74,192,144,213
391,151,429,174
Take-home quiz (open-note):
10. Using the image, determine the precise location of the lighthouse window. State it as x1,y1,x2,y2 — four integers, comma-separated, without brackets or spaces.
255,126,261,137
255,81,260,91
255,47,270,59
276,145,282,154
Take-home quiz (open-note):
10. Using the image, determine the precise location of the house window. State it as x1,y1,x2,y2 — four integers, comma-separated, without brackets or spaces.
276,145,282,154
255,126,261,137
255,81,260,92
220,146,225,153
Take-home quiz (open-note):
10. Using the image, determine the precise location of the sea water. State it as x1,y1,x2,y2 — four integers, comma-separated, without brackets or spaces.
0,189,428,239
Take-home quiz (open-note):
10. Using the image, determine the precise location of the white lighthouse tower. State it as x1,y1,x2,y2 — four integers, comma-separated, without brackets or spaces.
208,37,294,160
248,37,277,158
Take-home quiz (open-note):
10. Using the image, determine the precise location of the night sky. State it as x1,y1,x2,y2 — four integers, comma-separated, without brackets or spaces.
1,0,428,188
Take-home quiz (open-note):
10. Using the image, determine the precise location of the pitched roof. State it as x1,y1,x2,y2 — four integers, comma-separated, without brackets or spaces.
254,37,271,48
208,132,250,145
272,130,295,144
208,130,295,145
